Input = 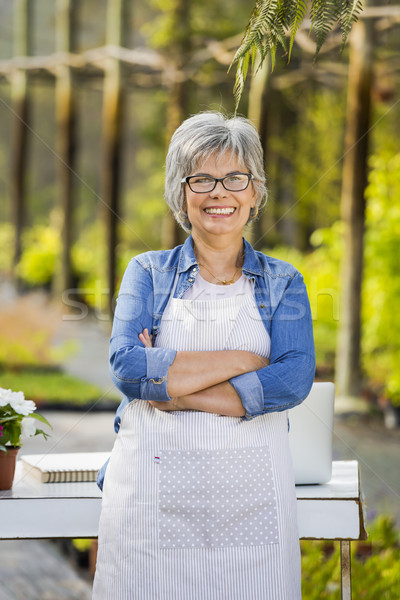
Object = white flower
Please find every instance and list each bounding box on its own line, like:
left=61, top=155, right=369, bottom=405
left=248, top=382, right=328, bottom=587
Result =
left=7, top=390, right=37, bottom=416
left=21, top=417, right=37, bottom=438
left=0, top=388, right=15, bottom=407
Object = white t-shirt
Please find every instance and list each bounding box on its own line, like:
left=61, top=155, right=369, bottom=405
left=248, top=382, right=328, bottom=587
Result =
left=182, top=273, right=254, bottom=301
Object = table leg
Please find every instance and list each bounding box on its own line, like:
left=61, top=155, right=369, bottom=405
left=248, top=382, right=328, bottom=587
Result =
left=340, top=540, right=352, bottom=600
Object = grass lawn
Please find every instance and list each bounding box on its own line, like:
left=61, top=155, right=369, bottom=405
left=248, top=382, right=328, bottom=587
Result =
left=0, top=366, right=120, bottom=408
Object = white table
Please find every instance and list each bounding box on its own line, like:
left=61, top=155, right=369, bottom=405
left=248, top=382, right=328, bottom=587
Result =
left=0, top=459, right=366, bottom=599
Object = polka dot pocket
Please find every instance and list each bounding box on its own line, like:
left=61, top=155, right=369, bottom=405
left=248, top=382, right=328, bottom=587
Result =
left=157, top=446, right=279, bottom=549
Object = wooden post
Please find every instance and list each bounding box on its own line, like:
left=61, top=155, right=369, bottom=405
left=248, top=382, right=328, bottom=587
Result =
left=54, top=0, right=77, bottom=295
left=101, top=0, right=129, bottom=316
left=10, top=0, right=33, bottom=277
left=340, top=540, right=352, bottom=600
left=335, top=14, right=374, bottom=399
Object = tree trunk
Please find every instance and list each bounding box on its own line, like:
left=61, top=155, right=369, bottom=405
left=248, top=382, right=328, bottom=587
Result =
left=161, top=0, right=192, bottom=250
left=11, top=0, right=33, bottom=280
left=274, top=94, right=299, bottom=248
left=101, top=0, right=129, bottom=316
left=54, top=0, right=77, bottom=296
left=247, top=55, right=270, bottom=250
left=335, top=16, right=374, bottom=399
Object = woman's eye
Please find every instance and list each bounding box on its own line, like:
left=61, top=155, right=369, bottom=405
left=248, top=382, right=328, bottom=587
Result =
left=226, top=175, right=243, bottom=182
left=192, top=177, right=214, bottom=184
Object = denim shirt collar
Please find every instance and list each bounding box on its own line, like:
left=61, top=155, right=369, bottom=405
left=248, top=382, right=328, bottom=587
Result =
left=178, top=234, right=264, bottom=277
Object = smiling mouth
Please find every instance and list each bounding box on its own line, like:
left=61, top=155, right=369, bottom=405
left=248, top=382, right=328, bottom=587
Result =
left=203, top=207, right=236, bottom=215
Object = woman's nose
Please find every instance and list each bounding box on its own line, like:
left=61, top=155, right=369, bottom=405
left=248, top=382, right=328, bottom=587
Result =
left=210, top=180, right=227, bottom=196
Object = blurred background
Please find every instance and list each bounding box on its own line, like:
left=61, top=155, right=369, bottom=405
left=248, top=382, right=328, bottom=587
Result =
left=1, top=0, right=400, bottom=598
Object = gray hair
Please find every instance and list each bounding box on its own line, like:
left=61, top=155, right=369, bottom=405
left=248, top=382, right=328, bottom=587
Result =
left=165, top=111, right=268, bottom=232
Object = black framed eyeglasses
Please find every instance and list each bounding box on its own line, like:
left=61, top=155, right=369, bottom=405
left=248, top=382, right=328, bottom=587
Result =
left=181, top=173, right=253, bottom=193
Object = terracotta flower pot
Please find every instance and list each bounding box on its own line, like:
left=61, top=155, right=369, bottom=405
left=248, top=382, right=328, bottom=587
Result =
left=0, top=447, right=20, bottom=490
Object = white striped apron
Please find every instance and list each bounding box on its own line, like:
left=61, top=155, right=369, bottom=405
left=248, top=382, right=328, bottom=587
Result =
left=93, top=291, right=301, bottom=599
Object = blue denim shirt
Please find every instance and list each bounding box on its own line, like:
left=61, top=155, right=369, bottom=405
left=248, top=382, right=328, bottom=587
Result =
left=97, top=235, right=315, bottom=489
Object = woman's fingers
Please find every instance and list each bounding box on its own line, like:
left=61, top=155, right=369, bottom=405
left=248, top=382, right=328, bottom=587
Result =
left=138, top=328, right=153, bottom=348
left=148, top=399, right=182, bottom=411
left=249, top=353, right=270, bottom=370
left=148, top=400, right=172, bottom=411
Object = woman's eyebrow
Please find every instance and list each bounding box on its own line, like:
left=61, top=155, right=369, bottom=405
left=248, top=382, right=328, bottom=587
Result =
left=191, top=170, right=244, bottom=176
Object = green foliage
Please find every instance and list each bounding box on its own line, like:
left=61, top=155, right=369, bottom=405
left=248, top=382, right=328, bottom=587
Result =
left=310, top=0, right=338, bottom=57
left=288, top=0, right=307, bottom=59
left=301, top=515, right=400, bottom=599
left=17, top=225, right=61, bottom=286
left=336, top=0, right=364, bottom=53
left=0, top=222, right=14, bottom=275
left=267, top=86, right=345, bottom=247
left=0, top=333, right=52, bottom=367
left=0, top=367, right=117, bottom=407
left=270, top=151, right=400, bottom=404
left=267, top=223, right=342, bottom=369
left=231, top=0, right=363, bottom=109
left=142, top=0, right=248, bottom=49
left=73, top=538, right=93, bottom=552
left=363, top=153, right=400, bottom=405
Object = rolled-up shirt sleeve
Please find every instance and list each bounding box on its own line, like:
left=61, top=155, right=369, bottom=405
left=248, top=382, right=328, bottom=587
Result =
left=230, top=272, right=315, bottom=418
left=109, top=258, right=176, bottom=401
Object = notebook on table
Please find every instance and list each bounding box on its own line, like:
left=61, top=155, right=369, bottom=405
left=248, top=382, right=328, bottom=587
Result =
left=288, top=381, right=335, bottom=485
left=20, top=452, right=110, bottom=483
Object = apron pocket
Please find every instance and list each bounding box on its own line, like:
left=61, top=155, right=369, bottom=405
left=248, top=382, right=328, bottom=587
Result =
left=158, top=446, right=279, bottom=549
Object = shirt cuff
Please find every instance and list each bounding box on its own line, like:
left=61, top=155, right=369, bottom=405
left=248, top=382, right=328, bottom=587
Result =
left=229, top=371, right=264, bottom=418
left=140, top=347, right=177, bottom=401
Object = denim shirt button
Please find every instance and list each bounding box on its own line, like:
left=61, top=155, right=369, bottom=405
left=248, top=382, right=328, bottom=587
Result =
left=259, top=304, right=265, bottom=309
left=188, top=278, right=194, bottom=282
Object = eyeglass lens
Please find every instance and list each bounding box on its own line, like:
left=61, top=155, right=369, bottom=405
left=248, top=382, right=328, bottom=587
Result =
left=188, top=174, right=250, bottom=193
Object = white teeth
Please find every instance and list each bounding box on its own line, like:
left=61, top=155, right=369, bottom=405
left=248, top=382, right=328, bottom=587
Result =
left=204, top=207, right=235, bottom=215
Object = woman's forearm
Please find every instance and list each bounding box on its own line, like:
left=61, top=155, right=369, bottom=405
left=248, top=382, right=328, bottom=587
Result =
left=150, top=381, right=246, bottom=417
left=166, top=350, right=268, bottom=398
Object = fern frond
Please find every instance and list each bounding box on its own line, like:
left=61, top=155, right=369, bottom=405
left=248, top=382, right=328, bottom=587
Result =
left=288, top=0, right=308, bottom=61
left=310, top=0, right=337, bottom=59
left=336, top=0, right=363, bottom=52
left=231, top=0, right=364, bottom=110
left=230, top=0, right=279, bottom=66
left=277, top=0, right=294, bottom=30
left=233, top=54, right=248, bottom=112
left=230, top=0, right=283, bottom=110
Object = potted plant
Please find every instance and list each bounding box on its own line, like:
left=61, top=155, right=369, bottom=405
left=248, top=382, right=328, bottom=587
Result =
left=0, top=387, right=51, bottom=489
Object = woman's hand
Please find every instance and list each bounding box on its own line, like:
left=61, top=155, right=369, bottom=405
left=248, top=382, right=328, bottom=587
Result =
left=247, top=353, right=270, bottom=371
left=140, top=329, right=182, bottom=411
left=138, top=328, right=152, bottom=348
left=148, top=398, right=185, bottom=411
left=140, top=326, right=269, bottom=415
left=149, top=382, right=246, bottom=417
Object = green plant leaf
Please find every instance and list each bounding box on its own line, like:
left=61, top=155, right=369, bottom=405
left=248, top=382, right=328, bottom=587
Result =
left=231, top=0, right=364, bottom=108
left=288, top=0, right=307, bottom=60
left=336, top=0, right=363, bottom=53
left=29, top=413, right=52, bottom=429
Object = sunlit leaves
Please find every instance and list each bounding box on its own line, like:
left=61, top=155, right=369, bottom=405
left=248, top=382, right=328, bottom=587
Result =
left=231, top=0, right=364, bottom=110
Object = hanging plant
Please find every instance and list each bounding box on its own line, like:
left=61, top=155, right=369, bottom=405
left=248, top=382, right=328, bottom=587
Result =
left=230, top=0, right=363, bottom=109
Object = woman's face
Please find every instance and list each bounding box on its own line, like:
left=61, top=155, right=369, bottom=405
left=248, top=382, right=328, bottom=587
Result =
left=183, top=152, right=256, bottom=242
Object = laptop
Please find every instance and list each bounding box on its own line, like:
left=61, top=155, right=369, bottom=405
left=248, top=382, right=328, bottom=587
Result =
left=288, top=381, right=335, bottom=485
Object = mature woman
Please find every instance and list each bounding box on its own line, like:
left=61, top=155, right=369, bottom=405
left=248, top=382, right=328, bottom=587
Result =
left=93, top=111, right=315, bottom=600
